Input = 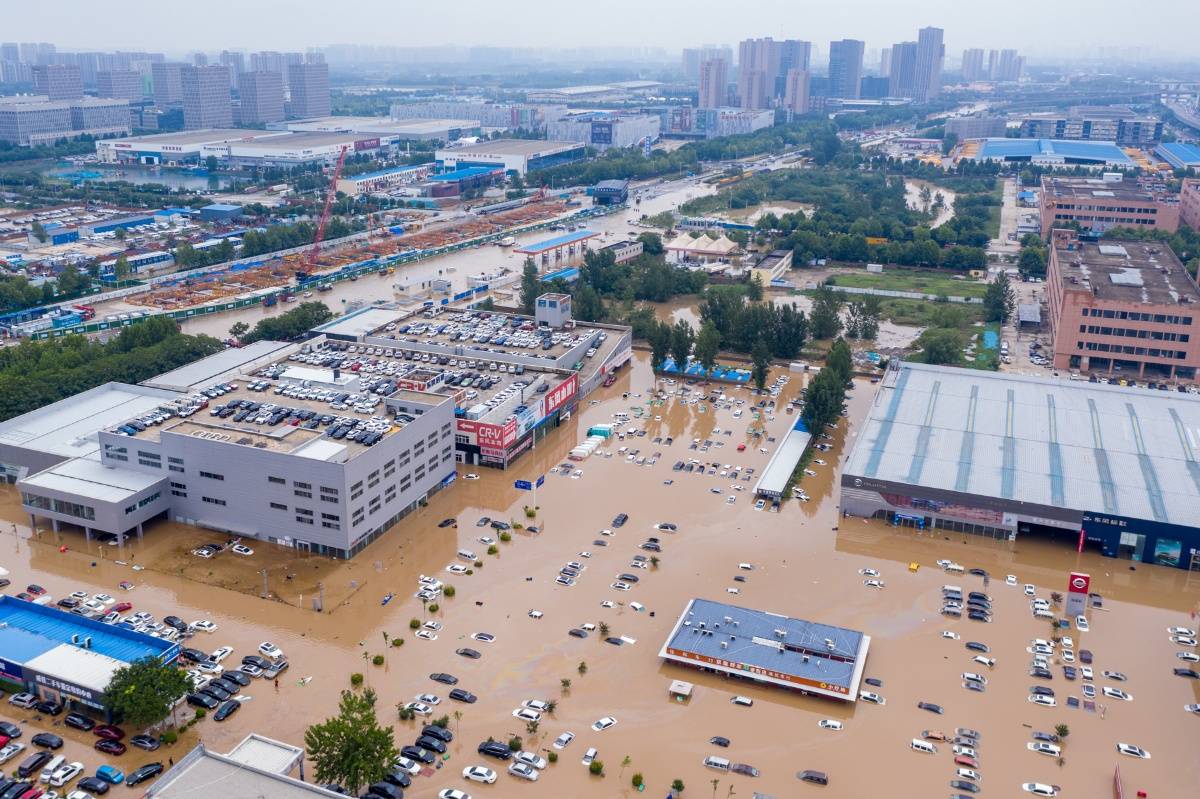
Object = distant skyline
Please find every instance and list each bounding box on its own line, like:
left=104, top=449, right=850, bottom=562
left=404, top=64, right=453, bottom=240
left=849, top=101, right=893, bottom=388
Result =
left=8, top=0, right=1198, bottom=61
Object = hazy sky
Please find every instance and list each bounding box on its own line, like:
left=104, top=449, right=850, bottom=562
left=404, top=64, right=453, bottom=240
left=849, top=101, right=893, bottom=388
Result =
left=9, top=0, right=1192, bottom=60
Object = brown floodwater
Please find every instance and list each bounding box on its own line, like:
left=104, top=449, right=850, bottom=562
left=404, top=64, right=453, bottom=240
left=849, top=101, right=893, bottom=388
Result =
left=2, top=353, right=1198, bottom=799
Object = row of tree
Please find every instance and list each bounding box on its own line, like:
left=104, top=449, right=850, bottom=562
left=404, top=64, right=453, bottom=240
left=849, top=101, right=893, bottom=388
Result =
left=0, top=316, right=223, bottom=421
left=237, top=301, right=334, bottom=344
left=698, top=285, right=809, bottom=358
left=801, top=338, right=853, bottom=432
left=240, top=217, right=361, bottom=258
left=0, top=265, right=94, bottom=315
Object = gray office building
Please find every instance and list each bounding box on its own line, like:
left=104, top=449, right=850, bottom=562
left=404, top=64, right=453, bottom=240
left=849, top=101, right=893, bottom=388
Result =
left=32, top=64, right=84, bottom=101
left=219, top=51, right=244, bottom=90
left=0, top=102, right=72, bottom=146
left=287, top=62, right=330, bottom=118
left=827, top=39, right=864, bottom=99
left=913, top=26, right=944, bottom=103
left=181, top=65, right=232, bottom=129
left=239, top=71, right=285, bottom=124
left=945, top=115, right=1007, bottom=140
left=151, top=61, right=186, bottom=105
left=888, top=42, right=918, bottom=98
left=96, top=70, right=143, bottom=101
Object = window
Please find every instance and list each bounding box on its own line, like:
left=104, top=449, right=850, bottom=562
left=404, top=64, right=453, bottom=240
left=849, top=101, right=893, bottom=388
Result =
left=138, top=492, right=160, bottom=508
left=293, top=481, right=312, bottom=489
left=320, top=486, right=338, bottom=496
left=321, top=512, right=340, bottom=521
left=384, top=459, right=395, bottom=477
left=368, top=470, right=380, bottom=488
left=270, top=502, right=287, bottom=510
left=171, top=490, right=187, bottom=498
left=137, top=450, right=160, bottom=461
left=168, top=456, right=183, bottom=465
left=200, top=471, right=224, bottom=481
left=320, top=493, right=339, bottom=503
left=385, top=486, right=396, bottom=502
left=138, top=458, right=161, bottom=468
left=168, top=464, right=184, bottom=473
left=296, top=516, right=314, bottom=525
left=295, top=489, right=312, bottom=499
left=202, top=496, right=227, bottom=506
left=170, top=481, right=186, bottom=489
left=296, top=508, right=313, bottom=516
left=322, top=520, right=340, bottom=530
left=350, top=480, right=364, bottom=500
left=268, top=476, right=285, bottom=485
left=108, top=453, right=129, bottom=462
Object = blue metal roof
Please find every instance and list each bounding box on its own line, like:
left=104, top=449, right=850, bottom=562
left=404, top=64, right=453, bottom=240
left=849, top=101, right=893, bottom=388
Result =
left=351, top=163, right=433, bottom=181
left=0, top=596, right=176, bottom=665
left=430, top=166, right=504, bottom=182
left=514, top=229, right=598, bottom=254
left=540, top=267, right=580, bottom=282
left=976, top=138, right=1132, bottom=165
left=1156, top=142, right=1200, bottom=168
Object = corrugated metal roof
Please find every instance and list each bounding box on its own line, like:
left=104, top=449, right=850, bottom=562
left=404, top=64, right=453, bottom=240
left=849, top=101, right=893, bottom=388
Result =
left=20, top=457, right=163, bottom=503
left=845, top=363, right=1200, bottom=526
left=143, top=340, right=292, bottom=391
left=0, top=596, right=175, bottom=665
left=754, top=419, right=812, bottom=497
left=25, top=644, right=125, bottom=694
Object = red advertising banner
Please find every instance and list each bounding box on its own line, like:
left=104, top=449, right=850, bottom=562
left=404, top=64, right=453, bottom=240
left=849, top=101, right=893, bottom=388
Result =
left=544, top=373, right=578, bottom=415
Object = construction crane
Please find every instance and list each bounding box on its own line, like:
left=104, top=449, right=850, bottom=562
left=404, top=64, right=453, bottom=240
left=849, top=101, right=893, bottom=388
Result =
left=304, top=144, right=349, bottom=273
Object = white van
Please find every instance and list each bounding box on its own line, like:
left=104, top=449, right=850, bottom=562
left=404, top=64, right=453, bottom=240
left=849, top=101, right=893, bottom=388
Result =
left=730, top=695, right=754, bottom=707
left=457, top=549, right=477, bottom=561
left=703, top=755, right=731, bottom=771
left=910, top=739, right=937, bottom=754
left=39, top=754, right=66, bottom=782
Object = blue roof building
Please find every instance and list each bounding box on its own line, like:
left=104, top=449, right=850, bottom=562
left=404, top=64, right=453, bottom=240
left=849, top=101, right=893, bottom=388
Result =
left=971, top=138, right=1133, bottom=167
left=1155, top=142, right=1200, bottom=170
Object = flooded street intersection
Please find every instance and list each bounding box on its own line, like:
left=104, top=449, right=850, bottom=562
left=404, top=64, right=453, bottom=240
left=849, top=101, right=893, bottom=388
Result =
left=1, top=352, right=1198, bottom=798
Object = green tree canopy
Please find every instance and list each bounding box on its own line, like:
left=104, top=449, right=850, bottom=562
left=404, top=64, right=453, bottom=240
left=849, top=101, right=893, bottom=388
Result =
left=242, top=301, right=333, bottom=343
left=751, top=336, right=771, bottom=391
left=669, top=320, right=694, bottom=368
left=649, top=320, right=672, bottom=372
left=694, top=321, right=721, bottom=375
left=519, top=258, right=540, bottom=315
left=305, top=689, right=398, bottom=795
left=102, top=656, right=192, bottom=729
left=916, top=327, right=964, bottom=365
left=809, top=284, right=844, bottom=340
left=984, top=272, right=1016, bottom=323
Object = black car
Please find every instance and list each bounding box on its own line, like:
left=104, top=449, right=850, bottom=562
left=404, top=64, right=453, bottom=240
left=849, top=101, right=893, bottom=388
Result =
left=130, top=734, right=161, bottom=751
left=430, top=672, right=458, bottom=685
left=31, top=732, right=63, bottom=749
left=34, top=699, right=63, bottom=715
left=864, top=677, right=883, bottom=687
left=366, top=782, right=401, bottom=799
left=78, top=776, right=112, bottom=794
left=965, top=642, right=990, bottom=653
left=186, top=692, right=220, bottom=709
left=399, top=745, right=435, bottom=764
left=213, top=699, right=241, bottom=721
left=612, top=513, right=628, bottom=527
left=16, top=750, right=52, bottom=778
left=568, top=628, right=588, bottom=639
left=421, top=725, right=453, bottom=743
left=1030, top=686, right=1055, bottom=696
left=951, top=780, right=980, bottom=793
left=917, top=701, right=943, bottom=714
left=448, top=688, right=476, bottom=703
left=967, top=610, right=991, bottom=623
left=241, top=654, right=272, bottom=669
left=710, top=736, right=730, bottom=747
left=201, top=684, right=232, bottom=702
left=179, top=647, right=208, bottom=663
left=437, top=518, right=457, bottom=528
left=212, top=677, right=242, bottom=695
left=639, top=542, right=662, bottom=552
left=968, top=569, right=988, bottom=578
left=456, top=647, right=481, bottom=659
left=605, top=637, right=624, bottom=646
left=477, top=741, right=512, bottom=760
left=127, top=762, right=164, bottom=786
left=967, top=591, right=991, bottom=602
left=1175, top=668, right=1200, bottom=679
left=617, top=573, right=640, bottom=583
left=1032, top=731, right=1060, bottom=743
left=0, top=721, right=20, bottom=738
left=1029, top=667, right=1053, bottom=680
left=162, top=615, right=188, bottom=632
left=0, top=783, right=32, bottom=799
left=64, top=712, right=96, bottom=731
left=220, top=670, right=251, bottom=687
left=382, top=769, right=412, bottom=789
left=415, top=735, right=447, bottom=754
left=798, top=770, right=828, bottom=785
left=56, top=597, right=81, bottom=609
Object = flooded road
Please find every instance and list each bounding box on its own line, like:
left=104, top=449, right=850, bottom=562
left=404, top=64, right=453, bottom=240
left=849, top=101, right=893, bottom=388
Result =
left=2, top=353, right=1198, bottom=799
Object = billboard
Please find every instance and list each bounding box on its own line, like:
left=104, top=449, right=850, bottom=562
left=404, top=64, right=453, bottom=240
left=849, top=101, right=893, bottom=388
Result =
left=456, top=416, right=519, bottom=449
left=544, top=373, right=578, bottom=415
left=1066, top=571, right=1090, bottom=616
left=354, top=137, right=380, bottom=151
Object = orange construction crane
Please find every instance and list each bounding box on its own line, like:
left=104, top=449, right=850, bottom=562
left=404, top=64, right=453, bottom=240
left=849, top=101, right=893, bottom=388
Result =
left=305, top=145, right=349, bottom=273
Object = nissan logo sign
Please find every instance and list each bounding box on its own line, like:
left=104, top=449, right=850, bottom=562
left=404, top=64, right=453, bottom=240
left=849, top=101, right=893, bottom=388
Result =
left=1071, top=577, right=1087, bottom=589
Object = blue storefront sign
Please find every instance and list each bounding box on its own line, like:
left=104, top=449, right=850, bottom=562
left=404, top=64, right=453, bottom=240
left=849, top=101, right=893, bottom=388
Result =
left=1081, top=511, right=1200, bottom=570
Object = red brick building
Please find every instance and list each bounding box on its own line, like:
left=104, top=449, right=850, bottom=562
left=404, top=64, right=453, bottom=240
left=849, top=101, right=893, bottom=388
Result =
left=1039, top=175, right=1180, bottom=238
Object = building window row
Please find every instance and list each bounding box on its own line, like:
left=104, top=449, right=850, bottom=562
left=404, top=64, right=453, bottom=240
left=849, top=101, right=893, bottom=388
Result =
left=1081, top=308, right=1192, bottom=325
left=270, top=502, right=287, bottom=510
left=171, top=490, right=187, bottom=498
left=1079, top=325, right=1188, bottom=342
left=297, top=516, right=314, bottom=525
left=295, top=489, right=312, bottom=499
left=200, top=470, right=224, bottom=481
left=296, top=507, right=313, bottom=516
left=202, top=496, right=227, bottom=506
left=268, top=476, right=285, bottom=485
left=138, top=458, right=161, bottom=468
left=1079, top=341, right=1187, bottom=359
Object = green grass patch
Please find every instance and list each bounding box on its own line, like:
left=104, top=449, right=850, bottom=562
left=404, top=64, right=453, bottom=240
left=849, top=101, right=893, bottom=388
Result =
left=828, top=268, right=988, bottom=299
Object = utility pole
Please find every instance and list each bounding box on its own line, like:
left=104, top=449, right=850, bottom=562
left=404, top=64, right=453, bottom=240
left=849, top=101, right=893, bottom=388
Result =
left=260, top=569, right=269, bottom=598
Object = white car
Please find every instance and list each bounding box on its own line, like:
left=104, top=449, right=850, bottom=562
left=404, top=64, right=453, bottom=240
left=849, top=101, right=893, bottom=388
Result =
left=438, top=790, right=471, bottom=799
left=952, top=745, right=976, bottom=758
left=1028, top=741, right=1061, bottom=756
left=859, top=691, right=885, bottom=705
left=1061, top=636, right=1074, bottom=649
left=231, top=544, right=254, bottom=556
left=394, top=756, right=421, bottom=775
left=416, top=630, right=438, bottom=641
left=446, top=564, right=468, bottom=575
left=591, top=716, right=618, bottom=731
left=522, top=699, right=550, bottom=712
left=817, top=719, right=842, bottom=730
left=0, top=742, right=25, bottom=764
left=863, top=579, right=884, bottom=588
left=415, top=693, right=441, bottom=705
left=1177, top=652, right=1200, bottom=663
left=515, top=751, right=548, bottom=769
left=462, top=765, right=497, bottom=784
left=1006, top=575, right=1018, bottom=586
left=196, top=660, right=224, bottom=675
left=528, top=609, right=544, bottom=619
left=1168, top=626, right=1197, bottom=637
left=49, top=761, right=84, bottom=787
left=859, top=568, right=879, bottom=577
left=610, top=582, right=632, bottom=591
left=423, top=621, right=443, bottom=632
left=1116, top=743, right=1151, bottom=759
left=191, top=620, right=217, bottom=633
left=508, top=762, right=539, bottom=781
left=1076, top=615, right=1089, bottom=632
left=92, top=594, right=115, bottom=605
left=1024, top=584, right=1036, bottom=596
left=1028, top=694, right=1056, bottom=707
left=972, top=656, right=996, bottom=668
left=210, top=646, right=233, bottom=662
left=1185, top=703, right=1200, bottom=714
left=1061, top=649, right=1075, bottom=664
left=553, top=731, right=575, bottom=749
left=512, top=708, right=541, bottom=723
left=962, top=672, right=987, bottom=685
left=258, top=642, right=284, bottom=659
left=1023, top=783, right=1059, bottom=796
left=1081, top=666, right=1094, bottom=680
left=581, top=747, right=598, bottom=766
left=1103, top=687, right=1133, bottom=701
left=404, top=701, right=433, bottom=716
left=942, top=631, right=960, bottom=640
left=1172, top=636, right=1198, bottom=646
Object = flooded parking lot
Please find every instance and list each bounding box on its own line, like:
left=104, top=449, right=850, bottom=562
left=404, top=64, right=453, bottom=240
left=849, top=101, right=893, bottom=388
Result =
left=2, top=352, right=1199, bottom=798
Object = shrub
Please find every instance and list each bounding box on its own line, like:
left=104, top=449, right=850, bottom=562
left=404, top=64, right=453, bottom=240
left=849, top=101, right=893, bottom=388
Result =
left=391, top=637, right=404, bottom=647
left=548, top=751, right=558, bottom=764
left=508, top=736, right=523, bottom=751
left=589, top=760, right=604, bottom=776
left=487, top=544, right=499, bottom=555
left=428, top=602, right=440, bottom=613
left=350, top=672, right=364, bottom=687
left=372, top=654, right=385, bottom=666
left=466, top=569, right=474, bottom=575
left=443, top=585, right=456, bottom=598
left=672, top=778, right=685, bottom=793
left=632, top=773, right=644, bottom=788
left=524, top=506, right=536, bottom=518
left=433, top=715, right=450, bottom=728
left=193, top=709, right=206, bottom=720
left=162, top=730, right=178, bottom=744
left=409, top=618, right=421, bottom=629
left=474, top=560, right=483, bottom=568
left=499, top=532, right=512, bottom=542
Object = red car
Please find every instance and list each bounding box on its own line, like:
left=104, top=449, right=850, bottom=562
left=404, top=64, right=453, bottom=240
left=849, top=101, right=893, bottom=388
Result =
left=25, top=584, right=47, bottom=596
left=112, top=602, right=133, bottom=613
left=93, top=724, right=126, bottom=740
left=94, top=738, right=127, bottom=756
left=737, top=443, right=746, bottom=451
left=954, top=755, right=979, bottom=769
left=0, top=734, right=9, bottom=747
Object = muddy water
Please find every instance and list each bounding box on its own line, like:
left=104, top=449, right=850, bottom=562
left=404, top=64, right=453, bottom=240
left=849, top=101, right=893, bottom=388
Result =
left=905, top=179, right=957, bottom=229
left=2, top=354, right=1198, bottom=798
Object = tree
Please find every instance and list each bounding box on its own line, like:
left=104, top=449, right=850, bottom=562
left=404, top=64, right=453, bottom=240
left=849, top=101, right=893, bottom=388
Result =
left=746, top=272, right=764, bottom=301
left=205, top=155, right=219, bottom=172
left=1054, top=723, right=1070, bottom=741
left=983, top=272, right=1015, bottom=323
left=649, top=321, right=672, bottom=372
left=669, top=320, right=694, bottom=369
left=229, top=321, right=249, bottom=341
left=305, top=689, right=397, bottom=795
left=102, top=656, right=192, bottom=730
left=620, top=755, right=632, bottom=777
left=694, top=321, right=720, bottom=377
left=673, top=778, right=686, bottom=794
left=242, top=301, right=333, bottom=343
left=113, top=255, right=132, bottom=282
left=599, top=621, right=610, bottom=637
left=637, top=231, right=664, bottom=256
left=844, top=295, right=881, bottom=340
left=31, top=220, right=47, bottom=243
left=589, top=760, right=604, bottom=776
left=916, top=327, right=964, bottom=365
left=941, top=132, right=959, bottom=156
left=519, top=257, right=540, bottom=315
left=826, top=338, right=852, bottom=383
left=113, top=227, right=127, bottom=242
left=809, top=284, right=843, bottom=340
left=751, top=336, right=771, bottom=391
left=1019, top=246, right=1046, bottom=277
